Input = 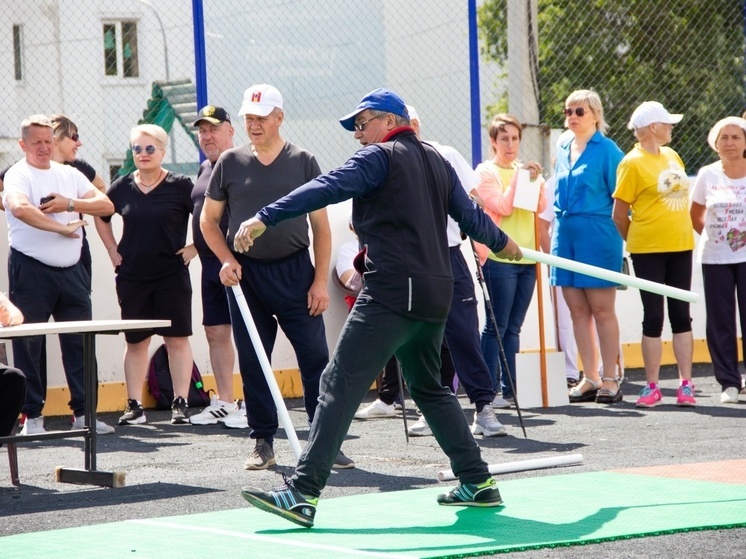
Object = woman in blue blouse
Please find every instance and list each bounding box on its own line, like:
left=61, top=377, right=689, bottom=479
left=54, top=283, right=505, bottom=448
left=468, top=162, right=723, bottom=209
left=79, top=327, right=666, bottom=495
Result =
left=552, top=90, right=624, bottom=404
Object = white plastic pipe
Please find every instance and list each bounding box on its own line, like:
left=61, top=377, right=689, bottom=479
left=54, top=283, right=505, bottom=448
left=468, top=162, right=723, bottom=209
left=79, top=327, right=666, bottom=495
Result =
left=521, top=248, right=698, bottom=303
left=437, top=453, right=584, bottom=481
left=230, top=285, right=303, bottom=461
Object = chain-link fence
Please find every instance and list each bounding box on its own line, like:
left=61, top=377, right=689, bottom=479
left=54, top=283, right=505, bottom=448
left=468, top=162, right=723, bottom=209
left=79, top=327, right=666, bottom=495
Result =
left=479, top=0, right=746, bottom=173
left=4, top=1, right=744, bottom=182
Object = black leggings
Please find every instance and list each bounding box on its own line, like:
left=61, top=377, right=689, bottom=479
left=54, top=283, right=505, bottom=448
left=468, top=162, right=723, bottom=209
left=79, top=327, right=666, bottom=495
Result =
left=629, top=251, right=693, bottom=337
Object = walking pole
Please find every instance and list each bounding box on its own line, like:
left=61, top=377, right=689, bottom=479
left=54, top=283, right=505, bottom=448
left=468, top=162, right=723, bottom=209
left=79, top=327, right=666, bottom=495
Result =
left=230, top=285, right=303, bottom=461
left=395, top=359, right=410, bottom=443
left=469, top=240, right=528, bottom=438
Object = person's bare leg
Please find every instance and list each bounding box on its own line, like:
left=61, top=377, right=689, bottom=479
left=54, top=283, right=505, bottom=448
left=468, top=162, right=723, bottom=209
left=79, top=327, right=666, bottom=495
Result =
left=164, top=336, right=194, bottom=399
left=641, top=335, right=661, bottom=385
left=587, top=287, right=619, bottom=393
left=124, top=338, right=151, bottom=400
left=563, top=287, right=599, bottom=393
left=205, top=324, right=235, bottom=401
left=673, top=331, right=694, bottom=382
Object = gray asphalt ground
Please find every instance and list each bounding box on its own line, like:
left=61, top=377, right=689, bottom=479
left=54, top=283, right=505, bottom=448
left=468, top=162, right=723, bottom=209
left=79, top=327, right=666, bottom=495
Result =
left=1, top=363, right=744, bottom=558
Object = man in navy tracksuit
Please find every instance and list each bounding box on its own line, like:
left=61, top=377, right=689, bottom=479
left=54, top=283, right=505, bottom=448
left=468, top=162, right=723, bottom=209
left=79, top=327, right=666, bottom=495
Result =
left=235, top=88, right=522, bottom=528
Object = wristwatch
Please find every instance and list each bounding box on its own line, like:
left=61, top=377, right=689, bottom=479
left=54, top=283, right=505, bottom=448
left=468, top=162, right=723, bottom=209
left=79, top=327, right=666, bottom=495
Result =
left=67, top=198, right=75, bottom=212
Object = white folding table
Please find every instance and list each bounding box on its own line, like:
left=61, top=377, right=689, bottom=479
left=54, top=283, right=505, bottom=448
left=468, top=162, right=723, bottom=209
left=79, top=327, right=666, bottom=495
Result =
left=0, top=319, right=169, bottom=487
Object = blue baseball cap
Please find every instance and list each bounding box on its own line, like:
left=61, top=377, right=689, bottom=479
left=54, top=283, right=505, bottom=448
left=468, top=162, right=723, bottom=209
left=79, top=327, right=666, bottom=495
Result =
left=339, top=88, right=409, bottom=131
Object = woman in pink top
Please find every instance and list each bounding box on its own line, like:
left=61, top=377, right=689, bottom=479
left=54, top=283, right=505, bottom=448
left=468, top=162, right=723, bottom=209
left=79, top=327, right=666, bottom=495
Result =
left=475, top=114, right=546, bottom=403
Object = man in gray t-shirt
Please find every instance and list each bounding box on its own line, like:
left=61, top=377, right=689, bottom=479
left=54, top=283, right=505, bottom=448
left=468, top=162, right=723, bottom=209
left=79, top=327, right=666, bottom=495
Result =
left=201, top=84, right=352, bottom=471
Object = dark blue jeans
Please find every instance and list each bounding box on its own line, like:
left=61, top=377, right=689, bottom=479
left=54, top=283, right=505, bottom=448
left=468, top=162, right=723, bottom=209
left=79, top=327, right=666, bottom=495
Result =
left=480, top=260, right=536, bottom=399
left=293, top=293, right=489, bottom=498
left=8, top=249, right=91, bottom=418
left=228, top=249, right=328, bottom=443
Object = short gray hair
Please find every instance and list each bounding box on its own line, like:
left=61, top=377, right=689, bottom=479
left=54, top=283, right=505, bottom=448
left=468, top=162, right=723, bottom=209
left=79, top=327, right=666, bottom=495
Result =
left=21, top=114, right=53, bottom=140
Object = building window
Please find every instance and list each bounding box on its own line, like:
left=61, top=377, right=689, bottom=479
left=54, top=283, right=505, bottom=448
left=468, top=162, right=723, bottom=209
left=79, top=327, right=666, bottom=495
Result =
left=13, top=24, right=23, bottom=81
left=103, top=21, right=139, bottom=78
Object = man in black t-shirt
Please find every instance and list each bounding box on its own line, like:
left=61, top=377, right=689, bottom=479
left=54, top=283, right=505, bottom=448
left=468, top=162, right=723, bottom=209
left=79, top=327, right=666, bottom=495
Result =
left=187, top=106, right=242, bottom=427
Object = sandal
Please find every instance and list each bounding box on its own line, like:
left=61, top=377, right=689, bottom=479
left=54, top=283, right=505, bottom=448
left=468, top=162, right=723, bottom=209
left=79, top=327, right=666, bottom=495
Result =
left=568, top=377, right=601, bottom=402
left=595, top=377, right=623, bottom=404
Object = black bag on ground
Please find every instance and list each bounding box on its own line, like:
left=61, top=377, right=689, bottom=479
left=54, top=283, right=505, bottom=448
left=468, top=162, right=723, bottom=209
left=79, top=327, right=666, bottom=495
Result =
left=147, top=344, right=210, bottom=410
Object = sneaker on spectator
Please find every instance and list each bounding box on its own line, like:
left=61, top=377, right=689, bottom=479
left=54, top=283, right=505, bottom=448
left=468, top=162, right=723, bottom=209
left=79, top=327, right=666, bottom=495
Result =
left=171, top=396, right=189, bottom=425
left=241, top=474, right=317, bottom=528
left=635, top=386, right=662, bottom=408
left=20, top=416, right=45, bottom=435
left=471, top=404, right=507, bottom=437
left=72, top=415, right=115, bottom=434
left=437, top=477, right=504, bottom=507
left=333, top=450, right=355, bottom=469
left=118, top=399, right=146, bottom=425
left=354, top=399, right=396, bottom=419
left=490, top=395, right=512, bottom=409
left=721, top=387, right=740, bottom=404
left=676, top=384, right=697, bottom=407
left=244, top=438, right=276, bottom=470
left=407, top=415, right=432, bottom=437
left=224, top=400, right=248, bottom=429
left=393, top=397, right=403, bottom=410
left=190, top=394, right=238, bottom=425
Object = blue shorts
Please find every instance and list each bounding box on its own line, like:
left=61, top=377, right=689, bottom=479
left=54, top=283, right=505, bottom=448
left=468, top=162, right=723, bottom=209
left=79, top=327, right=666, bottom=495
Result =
left=199, top=254, right=231, bottom=326
left=550, top=214, right=622, bottom=288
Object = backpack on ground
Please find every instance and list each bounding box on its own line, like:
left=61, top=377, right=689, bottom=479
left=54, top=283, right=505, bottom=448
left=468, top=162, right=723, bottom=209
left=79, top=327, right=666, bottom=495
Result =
left=147, top=344, right=211, bottom=410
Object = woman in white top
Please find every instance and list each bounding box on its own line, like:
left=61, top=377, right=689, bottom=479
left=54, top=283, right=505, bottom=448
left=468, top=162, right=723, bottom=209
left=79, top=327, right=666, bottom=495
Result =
left=690, top=116, right=746, bottom=404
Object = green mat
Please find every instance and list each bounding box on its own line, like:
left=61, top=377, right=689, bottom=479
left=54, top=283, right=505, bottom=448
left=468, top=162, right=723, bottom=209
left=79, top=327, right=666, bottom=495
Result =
left=3, top=470, right=745, bottom=559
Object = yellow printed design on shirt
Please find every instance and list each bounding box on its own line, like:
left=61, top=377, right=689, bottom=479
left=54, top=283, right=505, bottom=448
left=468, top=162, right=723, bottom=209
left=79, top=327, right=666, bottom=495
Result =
left=658, top=165, right=689, bottom=212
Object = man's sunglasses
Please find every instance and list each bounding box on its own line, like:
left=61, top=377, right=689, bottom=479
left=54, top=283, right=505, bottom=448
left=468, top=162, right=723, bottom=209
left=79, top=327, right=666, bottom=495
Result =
left=132, top=144, right=158, bottom=155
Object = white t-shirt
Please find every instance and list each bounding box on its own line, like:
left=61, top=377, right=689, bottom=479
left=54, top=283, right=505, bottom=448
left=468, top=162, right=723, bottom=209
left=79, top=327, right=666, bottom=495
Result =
left=428, top=141, right=480, bottom=247
left=3, top=159, right=95, bottom=267
left=691, top=161, right=746, bottom=264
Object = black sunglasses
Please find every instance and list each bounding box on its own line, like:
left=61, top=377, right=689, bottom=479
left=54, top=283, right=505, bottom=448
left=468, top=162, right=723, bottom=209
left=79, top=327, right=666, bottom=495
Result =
left=564, top=107, right=587, bottom=117
left=68, top=133, right=79, bottom=142
left=132, top=144, right=158, bottom=155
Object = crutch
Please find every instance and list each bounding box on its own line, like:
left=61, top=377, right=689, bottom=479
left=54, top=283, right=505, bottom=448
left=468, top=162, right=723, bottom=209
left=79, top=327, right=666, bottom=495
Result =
left=469, top=240, right=528, bottom=438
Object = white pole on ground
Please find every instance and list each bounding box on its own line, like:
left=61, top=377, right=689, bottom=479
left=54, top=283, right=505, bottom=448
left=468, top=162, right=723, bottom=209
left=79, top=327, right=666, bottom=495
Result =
left=437, top=453, right=584, bottom=482
left=230, top=285, right=303, bottom=461
left=521, top=248, right=698, bottom=303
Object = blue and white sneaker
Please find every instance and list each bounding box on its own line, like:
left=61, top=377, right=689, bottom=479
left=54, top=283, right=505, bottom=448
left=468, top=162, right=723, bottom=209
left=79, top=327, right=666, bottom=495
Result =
left=437, top=477, right=504, bottom=507
left=241, top=474, right=318, bottom=528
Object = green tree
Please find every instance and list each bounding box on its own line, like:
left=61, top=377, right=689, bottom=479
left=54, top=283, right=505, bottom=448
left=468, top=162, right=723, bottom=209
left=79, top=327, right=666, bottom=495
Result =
left=479, top=0, right=745, bottom=171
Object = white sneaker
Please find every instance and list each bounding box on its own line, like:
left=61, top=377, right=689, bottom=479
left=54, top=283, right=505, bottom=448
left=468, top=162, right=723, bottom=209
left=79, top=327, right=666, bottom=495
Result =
left=354, top=399, right=396, bottom=419
left=223, top=400, right=248, bottom=429
left=407, top=415, right=432, bottom=437
left=72, top=415, right=115, bottom=435
left=721, top=387, right=740, bottom=404
left=471, top=404, right=508, bottom=437
left=20, top=416, right=46, bottom=435
left=190, top=395, right=238, bottom=425
left=491, top=395, right=512, bottom=409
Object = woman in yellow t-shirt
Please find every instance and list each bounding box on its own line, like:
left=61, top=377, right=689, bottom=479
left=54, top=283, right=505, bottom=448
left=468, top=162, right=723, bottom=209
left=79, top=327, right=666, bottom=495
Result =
left=612, top=101, right=696, bottom=408
left=475, top=114, right=546, bottom=404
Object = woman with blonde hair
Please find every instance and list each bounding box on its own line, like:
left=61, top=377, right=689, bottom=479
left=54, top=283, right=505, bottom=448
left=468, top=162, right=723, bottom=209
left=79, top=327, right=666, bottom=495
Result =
left=96, top=124, right=197, bottom=424
left=552, top=90, right=624, bottom=404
